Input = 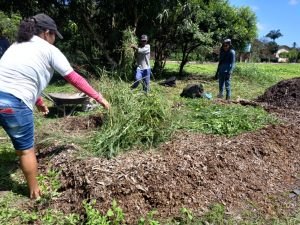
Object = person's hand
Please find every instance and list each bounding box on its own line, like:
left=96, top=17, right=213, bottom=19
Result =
left=97, top=97, right=110, bottom=110
left=130, top=44, right=137, bottom=49
left=36, top=104, right=49, bottom=115
left=30, top=188, right=42, bottom=200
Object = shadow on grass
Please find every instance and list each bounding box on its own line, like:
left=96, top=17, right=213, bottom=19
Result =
left=0, top=146, right=28, bottom=197
left=157, top=70, right=215, bottom=83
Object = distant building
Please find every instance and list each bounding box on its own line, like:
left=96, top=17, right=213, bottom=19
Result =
left=275, top=46, right=290, bottom=63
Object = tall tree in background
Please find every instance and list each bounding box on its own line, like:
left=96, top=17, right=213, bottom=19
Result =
left=266, top=29, right=283, bottom=42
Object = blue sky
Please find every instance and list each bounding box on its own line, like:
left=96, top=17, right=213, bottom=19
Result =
left=228, top=0, right=300, bottom=47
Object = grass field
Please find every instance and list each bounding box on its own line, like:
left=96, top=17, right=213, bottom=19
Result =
left=0, top=62, right=299, bottom=224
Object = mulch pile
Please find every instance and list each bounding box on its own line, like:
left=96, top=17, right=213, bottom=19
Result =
left=31, top=79, right=300, bottom=223
left=35, top=119, right=300, bottom=223
left=257, top=77, right=300, bottom=110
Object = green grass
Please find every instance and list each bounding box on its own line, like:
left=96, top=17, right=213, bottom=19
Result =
left=176, top=99, right=277, bottom=136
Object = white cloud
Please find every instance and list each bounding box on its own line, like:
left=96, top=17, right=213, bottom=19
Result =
left=250, top=5, right=259, bottom=11
left=289, top=0, right=299, bottom=5
left=257, top=22, right=265, bottom=32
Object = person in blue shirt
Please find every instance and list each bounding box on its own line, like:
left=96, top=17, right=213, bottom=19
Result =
left=215, top=39, right=235, bottom=100
left=0, top=28, right=10, bottom=58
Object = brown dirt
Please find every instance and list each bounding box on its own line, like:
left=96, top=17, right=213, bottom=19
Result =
left=32, top=106, right=300, bottom=224
left=257, top=77, right=300, bottom=110
left=24, top=79, right=300, bottom=223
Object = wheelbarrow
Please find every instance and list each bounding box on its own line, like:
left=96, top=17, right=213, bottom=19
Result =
left=42, top=92, right=93, bottom=116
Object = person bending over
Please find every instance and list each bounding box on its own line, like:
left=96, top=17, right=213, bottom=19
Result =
left=0, top=13, right=110, bottom=199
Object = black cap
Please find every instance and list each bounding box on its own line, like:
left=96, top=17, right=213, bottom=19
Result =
left=33, top=13, right=63, bottom=39
left=141, top=34, right=148, bottom=41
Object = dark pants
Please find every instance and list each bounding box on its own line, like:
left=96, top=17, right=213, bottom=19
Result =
left=218, top=72, right=231, bottom=99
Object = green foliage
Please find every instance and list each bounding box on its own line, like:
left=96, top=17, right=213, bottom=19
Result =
left=209, top=2, right=257, bottom=51
left=83, top=199, right=125, bottom=225
left=119, top=27, right=138, bottom=80
left=287, top=49, right=299, bottom=63
left=88, top=78, right=175, bottom=158
left=0, top=11, right=21, bottom=43
left=40, top=209, right=80, bottom=225
left=138, top=210, right=161, bottom=225
left=0, top=193, right=80, bottom=225
left=233, top=64, right=279, bottom=85
left=177, top=99, right=277, bottom=136
left=265, top=29, right=283, bottom=42
left=201, top=204, right=227, bottom=224
left=37, top=170, right=61, bottom=201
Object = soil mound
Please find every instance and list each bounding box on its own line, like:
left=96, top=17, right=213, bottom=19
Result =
left=257, top=77, right=300, bottom=110
left=36, top=121, right=300, bottom=223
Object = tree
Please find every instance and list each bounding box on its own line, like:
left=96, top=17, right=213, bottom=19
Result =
left=266, top=29, right=283, bottom=42
left=288, top=49, right=298, bottom=63
left=173, top=0, right=257, bottom=76
left=175, top=1, right=213, bottom=76
left=0, top=11, right=21, bottom=43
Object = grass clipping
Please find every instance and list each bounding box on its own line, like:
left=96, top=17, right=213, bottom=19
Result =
left=88, top=79, right=175, bottom=158
left=119, top=27, right=138, bottom=80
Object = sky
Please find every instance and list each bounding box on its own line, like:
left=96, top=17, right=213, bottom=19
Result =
left=228, top=0, right=300, bottom=47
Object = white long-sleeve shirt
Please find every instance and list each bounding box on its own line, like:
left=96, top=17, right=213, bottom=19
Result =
left=136, top=44, right=150, bottom=70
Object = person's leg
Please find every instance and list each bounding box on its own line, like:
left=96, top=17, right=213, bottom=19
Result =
left=218, top=73, right=225, bottom=98
left=131, top=68, right=142, bottom=89
left=16, top=148, right=41, bottom=199
left=0, top=92, right=40, bottom=199
left=225, top=74, right=231, bottom=100
left=142, top=69, right=151, bottom=92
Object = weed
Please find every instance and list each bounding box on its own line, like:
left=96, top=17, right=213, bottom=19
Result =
left=37, top=170, right=61, bottom=201
left=138, top=210, right=161, bottom=225
left=83, top=199, right=125, bottom=225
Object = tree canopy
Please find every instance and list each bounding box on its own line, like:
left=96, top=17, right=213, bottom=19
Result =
left=266, top=29, right=283, bottom=42
left=0, top=0, right=258, bottom=77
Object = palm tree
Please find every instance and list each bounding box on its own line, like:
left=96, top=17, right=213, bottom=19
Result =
left=266, top=29, right=283, bottom=42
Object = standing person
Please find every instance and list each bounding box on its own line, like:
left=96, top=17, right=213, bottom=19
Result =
left=0, top=13, right=110, bottom=199
left=215, top=39, right=236, bottom=100
left=0, top=27, right=10, bottom=58
left=131, top=34, right=151, bottom=92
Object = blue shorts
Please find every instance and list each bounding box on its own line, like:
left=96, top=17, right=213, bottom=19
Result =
left=0, top=91, right=34, bottom=150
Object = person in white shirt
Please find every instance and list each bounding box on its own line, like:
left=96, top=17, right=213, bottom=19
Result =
left=0, top=13, right=110, bottom=199
left=131, top=34, right=151, bottom=92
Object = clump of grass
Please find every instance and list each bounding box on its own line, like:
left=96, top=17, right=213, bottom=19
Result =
left=176, top=99, right=277, bottom=136
left=234, top=64, right=279, bottom=86
left=119, top=27, right=138, bottom=80
left=88, top=78, right=175, bottom=158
